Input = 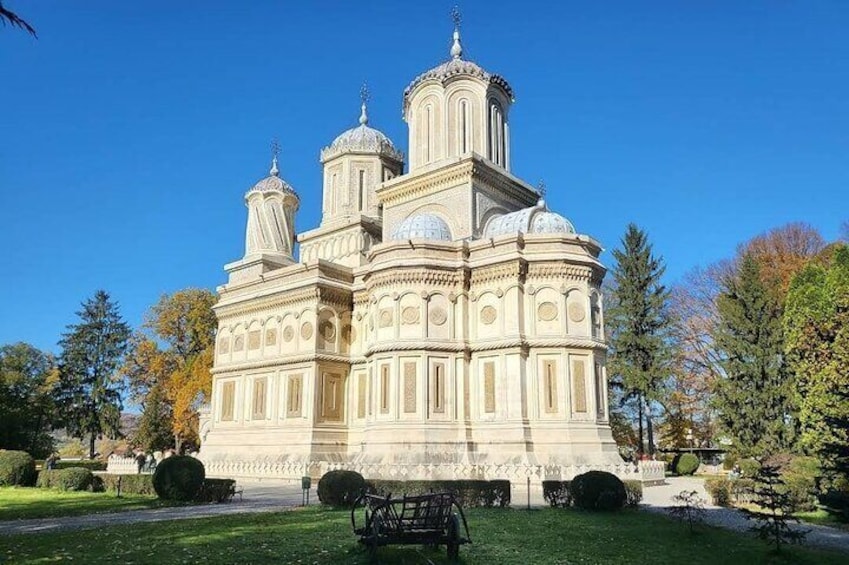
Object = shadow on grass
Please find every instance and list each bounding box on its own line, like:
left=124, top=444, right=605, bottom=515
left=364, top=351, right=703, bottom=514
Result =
left=1, top=506, right=846, bottom=564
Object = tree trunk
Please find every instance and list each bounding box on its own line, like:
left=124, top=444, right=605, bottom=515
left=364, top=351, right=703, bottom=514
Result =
left=89, top=433, right=96, bottom=460
left=637, top=396, right=645, bottom=457
left=646, top=401, right=655, bottom=456
left=175, top=434, right=182, bottom=455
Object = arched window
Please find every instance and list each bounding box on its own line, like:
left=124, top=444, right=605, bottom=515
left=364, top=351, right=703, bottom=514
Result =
left=591, top=293, right=602, bottom=339
left=425, top=104, right=434, bottom=163
left=488, top=101, right=505, bottom=166
left=357, top=169, right=365, bottom=212
left=459, top=99, right=469, bottom=155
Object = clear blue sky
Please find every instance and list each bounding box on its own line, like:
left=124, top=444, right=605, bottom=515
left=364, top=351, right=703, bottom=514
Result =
left=1, top=1, right=847, bottom=353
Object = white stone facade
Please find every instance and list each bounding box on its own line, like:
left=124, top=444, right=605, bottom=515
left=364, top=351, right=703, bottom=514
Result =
left=199, top=24, right=658, bottom=488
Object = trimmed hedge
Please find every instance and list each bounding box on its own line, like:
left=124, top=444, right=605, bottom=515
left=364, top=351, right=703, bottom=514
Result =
left=55, top=460, right=107, bottom=471
left=623, top=480, right=643, bottom=507
left=95, top=474, right=156, bottom=495
left=0, top=450, right=37, bottom=486
left=705, top=477, right=731, bottom=506
left=571, top=471, right=627, bottom=511
left=152, top=456, right=205, bottom=501
left=673, top=453, right=700, bottom=476
left=366, top=479, right=511, bottom=508
left=318, top=470, right=366, bottom=508
left=36, top=468, right=94, bottom=491
left=195, top=478, right=237, bottom=503
left=542, top=481, right=572, bottom=508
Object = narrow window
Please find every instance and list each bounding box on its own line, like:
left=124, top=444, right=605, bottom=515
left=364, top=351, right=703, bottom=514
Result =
left=483, top=361, right=496, bottom=414
left=287, top=374, right=302, bottom=417
left=430, top=362, right=445, bottom=415
left=321, top=373, right=343, bottom=421
left=358, top=170, right=365, bottom=212
left=595, top=363, right=605, bottom=419
left=252, top=378, right=267, bottom=420
left=403, top=362, right=417, bottom=413
left=221, top=381, right=235, bottom=421
left=425, top=105, right=433, bottom=163
left=357, top=373, right=366, bottom=419
left=572, top=360, right=587, bottom=413
left=543, top=360, right=557, bottom=414
left=330, top=173, right=338, bottom=215
left=380, top=364, right=390, bottom=414
left=460, top=100, right=468, bottom=155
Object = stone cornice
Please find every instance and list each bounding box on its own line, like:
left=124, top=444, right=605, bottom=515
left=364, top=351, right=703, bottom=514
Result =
left=469, top=259, right=527, bottom=287
left=366, top=267, right=466, bottom=290
left=526, top=263, right=595, bottom=282
left=212, top=353, right=352, bottom=374
left=366, top=341, right=467, bottom=356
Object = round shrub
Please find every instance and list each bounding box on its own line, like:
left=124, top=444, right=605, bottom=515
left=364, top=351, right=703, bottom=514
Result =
left=0, top=450, right=37, bottom=486
left=674, top=453, right=700, bottom=476
left=571, top=471, right=627, bottom=511
left=56, top=467, right=94, bottom=491
left=317, top=470, right=365, bottom=508
left=152, top=456, right=205, bottom=501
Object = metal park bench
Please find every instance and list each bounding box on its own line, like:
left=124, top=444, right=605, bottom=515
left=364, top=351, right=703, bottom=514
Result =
left=351, top=492, right=471, bottom=559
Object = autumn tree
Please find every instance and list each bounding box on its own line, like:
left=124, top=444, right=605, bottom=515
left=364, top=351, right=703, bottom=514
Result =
left=0, top=343, right=57, bottom=457
left=741, top=222, right=825, bottom=303
left=607, top=224, right=672, bottom=456
left=123, top=289, right=216, bottom=452
left=784, top=244, right=849, bottom=471
left=713, top=255, right=792, bottom=458
left=55, top=291, right=131, bottom=459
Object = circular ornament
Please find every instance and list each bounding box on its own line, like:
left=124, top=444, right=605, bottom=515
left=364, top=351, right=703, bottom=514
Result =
left=319, top=320, right=335, bottom=341
left=538, top=302, right=558, bottom=322
left=379, top=309, right=393, bottom=328
left=300, top=322, right=314, bottom=340
left=402, top=306, right=420, bottom=325
left=283, top=326, right=294, bottom=342
left=429, top=306, right=448, bottom=326
left=568, top=302, right=586, bottom=323
left=480, top=305, right=497, bottom=325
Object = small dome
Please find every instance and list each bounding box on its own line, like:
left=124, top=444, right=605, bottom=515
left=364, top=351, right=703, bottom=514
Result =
left=247, top=157, right=298, bottom=198
left=392, top=214, right=452, bottom=241
left=321, top=124, right=403, bottom=163
left=531, top=211, right=575, bottom=235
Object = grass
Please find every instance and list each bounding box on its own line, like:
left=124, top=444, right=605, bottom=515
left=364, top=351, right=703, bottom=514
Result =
left=795, top=509, right=849, bottom=532
left=1, top=506, right=845, bottom=564
left=0, top=487, right=172, bottom=521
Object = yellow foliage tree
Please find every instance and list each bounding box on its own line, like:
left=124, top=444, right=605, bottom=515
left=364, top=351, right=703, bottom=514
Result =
left=122, top=289, right=216, bottom=452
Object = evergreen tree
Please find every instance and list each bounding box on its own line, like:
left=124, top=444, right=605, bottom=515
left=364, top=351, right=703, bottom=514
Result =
left=607, top=223, right=671, bottom=456
left=743, top=463, right=807, bottom=551
left=135, top=384, right=174, bottom=452
left=55, top=290, right=131, bottom=459
left=714, top=254, right=790, bottom=458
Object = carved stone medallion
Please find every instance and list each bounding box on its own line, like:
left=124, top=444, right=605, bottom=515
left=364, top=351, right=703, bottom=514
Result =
left=480, top=305, right=497, bottom=325
left=538, top=302, right=558, bottom=322
left=429, top=306, right=447, bottom=326
left=379, top=308, right=393, bottom=328
left=401, top=306, right=420, bottom=325
left=568, top=302, right=586, bottom=323
left=265, top=328, right=277, bottom=346
left=300, top=322, right=314, bottom=340
left=319, top=320, right=335, bottom=341
left=283, top=326, right=294, bottom=342
left=233, top=335, right=244, bottom=352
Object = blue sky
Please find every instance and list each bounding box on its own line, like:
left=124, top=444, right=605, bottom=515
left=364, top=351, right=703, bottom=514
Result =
left=1, top=1, right=847, bottom=352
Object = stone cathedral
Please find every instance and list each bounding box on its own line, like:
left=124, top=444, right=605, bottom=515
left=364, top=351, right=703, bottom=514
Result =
left=199, top=22, right=653, bottom=488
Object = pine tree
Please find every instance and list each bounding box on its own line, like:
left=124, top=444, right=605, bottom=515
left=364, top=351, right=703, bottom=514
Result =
left=743, top=463, right=807, bottom=551
left=55, top=290, right=131, bottom=459
left=713, top=254, right=791, bottom=458
left=607, top=223, right=671, bottom=456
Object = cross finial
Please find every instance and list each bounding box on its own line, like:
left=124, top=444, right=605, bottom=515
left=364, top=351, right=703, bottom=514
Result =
left=450, top=5, right=463, bottom=59
left=270, top=138, right=280, bottom=176
left=451, top=5, right=462, bottom=30
left=359, top=82, right=370, bottom=125
left=537, top=180, right=547, bottom=199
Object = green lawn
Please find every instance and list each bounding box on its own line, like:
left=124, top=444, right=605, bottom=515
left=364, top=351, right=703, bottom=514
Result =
left=1, top=506, right=845, bottom=564
left=0, top=487, right=172, bottom=521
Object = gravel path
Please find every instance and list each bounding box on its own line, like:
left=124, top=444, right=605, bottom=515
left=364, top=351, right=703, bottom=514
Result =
left=0, top=480, right=309, bottom=536
left=642, top=477, right=849, bottom=554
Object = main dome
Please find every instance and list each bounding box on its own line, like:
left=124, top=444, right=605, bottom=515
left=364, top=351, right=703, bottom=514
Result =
left=320, top=103, right=403, bottom=163
left=392, top=213, right=453, bottom=241
left=403, top=27, right=513, bottom=112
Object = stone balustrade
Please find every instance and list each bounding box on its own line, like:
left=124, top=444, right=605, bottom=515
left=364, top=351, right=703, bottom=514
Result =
left=105, top=456, right=139, bottom=475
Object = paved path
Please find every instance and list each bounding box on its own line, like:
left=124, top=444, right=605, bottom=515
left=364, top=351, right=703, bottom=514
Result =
left=642, top=476, right=849, bottom=554
left=0, top=480, right=310, bottom=536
